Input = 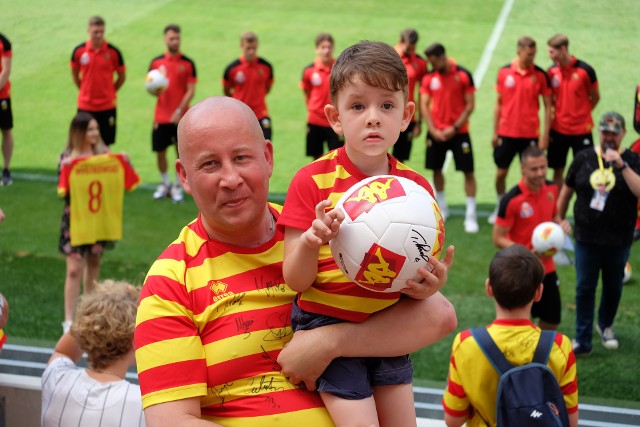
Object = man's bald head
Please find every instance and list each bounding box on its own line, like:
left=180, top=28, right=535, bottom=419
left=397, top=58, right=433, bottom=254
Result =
left=177, top=97, right=265, bottom=158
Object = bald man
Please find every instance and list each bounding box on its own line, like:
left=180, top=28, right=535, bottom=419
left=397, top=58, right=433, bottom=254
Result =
left=134, top=97, right=456, bottom=426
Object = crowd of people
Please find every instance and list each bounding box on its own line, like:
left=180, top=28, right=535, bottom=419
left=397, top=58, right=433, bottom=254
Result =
left=0, top=12, right=638, bottom=427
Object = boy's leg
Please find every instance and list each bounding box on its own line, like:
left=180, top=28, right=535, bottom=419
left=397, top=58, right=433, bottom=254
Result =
left=320, top=392, right=379, bottom=427
left=373, top=383, right=417, bottom=427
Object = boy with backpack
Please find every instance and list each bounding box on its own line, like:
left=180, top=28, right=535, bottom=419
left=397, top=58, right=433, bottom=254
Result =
left=442, top=244, right=578, bottom=426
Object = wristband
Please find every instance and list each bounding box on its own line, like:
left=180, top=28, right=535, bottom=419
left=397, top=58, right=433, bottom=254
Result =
left=453, top=123, right=460, bottom=131
left=616, top=161, right=629, bottom=171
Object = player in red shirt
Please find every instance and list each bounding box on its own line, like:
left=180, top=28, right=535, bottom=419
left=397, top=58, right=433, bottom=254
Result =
left=148, top=24, right=197, bottom=203
left=393, top=28, right=428, bottom=162
left=547, top=34, right=600, bottom=190
left=631, top=84, right=640, bottom=241
left=301, top=33, right=342, bottom=159
left=223, top=32, right=274, bottom=140
left=493, top=146, right=571, bottom=330
left=421, top=43, right=478, bottom=233
left=489, top=36, right=552, bottom=224
left=70, top=17, right=125, bottom=146
left=0, top=33, right=13, bottom=186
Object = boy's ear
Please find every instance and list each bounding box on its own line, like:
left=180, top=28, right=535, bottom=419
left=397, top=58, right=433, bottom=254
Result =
left=485, top=278, right=493, bottom=297
left=325, top=104, right=343, bottom=135
left=401, top=101, right=416, bottom=131
left=533, top=283, right=544, bottom=302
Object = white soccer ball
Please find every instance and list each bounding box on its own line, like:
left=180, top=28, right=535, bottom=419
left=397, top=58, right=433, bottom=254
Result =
left=531, top=222, right=565, bottom=257
left=329, top=175, right=445, bottom=293
left=144, top=69, right=169, bottom=94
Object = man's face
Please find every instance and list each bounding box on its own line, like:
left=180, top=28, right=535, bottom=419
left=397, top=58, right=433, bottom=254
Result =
left=316, top=40, right=334, bottom=63
left=177, top=101, right=274, bottom=243
left=88, top=24, right=105, bottom=47
left=241, top=40, right=258, bottom=61
left=164, top=30, right=181, bottom=54
left=517, top=46, right=537, bottom=68
left=521, top=155, right=548, bottom=191
left=547, top=45, right=565, bottom=64
left=427, top=55, right=447, bottom=73
left=600, top=129, right=625, bottom=151
left=399, top=41, right=416, bottom=57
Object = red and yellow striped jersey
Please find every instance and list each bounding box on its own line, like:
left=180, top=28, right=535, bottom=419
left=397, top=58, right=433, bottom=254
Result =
left=57, top=153, right=140, bottom=246
left=442, top=319, right=578, bottom=426
left=278, top=147, right=434, bottom=322
left=134, top=205, right=333, bottom=426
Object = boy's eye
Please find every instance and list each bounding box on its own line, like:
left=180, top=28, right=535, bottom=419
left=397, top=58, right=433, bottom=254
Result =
left=353, top=104, right=365, bottom=111
left=382, top=103, right=393, bottom=110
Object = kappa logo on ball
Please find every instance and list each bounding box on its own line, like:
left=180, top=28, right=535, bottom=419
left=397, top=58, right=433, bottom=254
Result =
left=342, top=177, right=406, bottom=221
left=354, top=244, right=405, bottom=291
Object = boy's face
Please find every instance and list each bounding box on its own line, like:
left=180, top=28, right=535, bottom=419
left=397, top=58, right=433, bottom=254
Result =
left=325, top=76, right=414, bottom=165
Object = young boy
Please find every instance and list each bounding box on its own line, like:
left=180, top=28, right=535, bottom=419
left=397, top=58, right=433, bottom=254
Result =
left=442, top=245, right=578, bottom=427
left=279, top=41, right=452, bottom=427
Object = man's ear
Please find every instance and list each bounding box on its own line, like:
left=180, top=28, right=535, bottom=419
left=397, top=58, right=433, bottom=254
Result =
left=175, top=159, right=191, bottom=195
left=325, top=104, right=343, bottom=135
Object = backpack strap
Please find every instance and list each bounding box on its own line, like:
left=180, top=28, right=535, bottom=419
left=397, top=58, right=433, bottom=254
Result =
left=532, top=330, right=556, bottom=365
left=470, top=328, right=513, bottom=376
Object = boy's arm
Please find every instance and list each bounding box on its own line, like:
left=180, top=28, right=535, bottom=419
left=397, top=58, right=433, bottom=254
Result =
left=278, top=246, right=456, bottom=390
left=444, top=413, right=467, bottom=427
left=282, top=200, right=344, bottom=292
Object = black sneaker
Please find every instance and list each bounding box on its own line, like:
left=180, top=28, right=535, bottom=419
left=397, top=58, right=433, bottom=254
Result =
left=571, top=339, right=592, bottom=357
left=1, top=169, right=11, bottom=186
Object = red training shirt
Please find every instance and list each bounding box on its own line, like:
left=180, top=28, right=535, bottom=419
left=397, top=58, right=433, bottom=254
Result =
left=222, top=56, right=273, bottom=120
left=496, top=60, right=551, bottom=138
left=547, top=56, right=598, bottom=135
left=149, top=51, right=197, bottom=124
left=70, top=39, right=125, bottom=111
left=399, top=51, right=427, bottom=122
left=0, top=33, right=11, bottom=99
left=300, top=58, right=334, bottom=127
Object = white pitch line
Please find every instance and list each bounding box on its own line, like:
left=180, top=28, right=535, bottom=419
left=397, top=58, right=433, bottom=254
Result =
left=442, top=0, right=514, bottom=172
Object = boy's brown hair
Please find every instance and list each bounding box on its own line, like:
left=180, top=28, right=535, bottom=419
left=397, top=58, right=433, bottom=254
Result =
left=329, top=40, right=408, bottom=103
left=489, top=245, right=544, bottom=309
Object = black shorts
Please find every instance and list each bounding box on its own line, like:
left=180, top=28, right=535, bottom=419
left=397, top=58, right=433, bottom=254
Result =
left=547, top=130, right=593, bottom=169
left=79, top=108, right=117, bottom=146
left=259, top=116, right=272, bottom=141
left=392, top=121, right=417, bottom=162
left=291, top=298, right=413, bottom=399
left=493, top=136, right=538, bottom=169
left=306, top=123, right=343, bottom=158
left=0, top=98, right=13, bottom=130
left=531, top=271, right=561, bottom=325
left=425, top=132, right=474, bottom=172
left=152, top=123, right=178, bottom=152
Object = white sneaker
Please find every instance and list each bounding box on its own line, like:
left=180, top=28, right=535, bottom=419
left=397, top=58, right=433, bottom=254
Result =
left=153, top=183, right=170, bottom=200
left=170, top=184, right=184, bottom=203
left=464, top=216, right=479, bottom=233
left=595, top=324, right=619, bottom=350
left=488, top=207, right=498, bottom=224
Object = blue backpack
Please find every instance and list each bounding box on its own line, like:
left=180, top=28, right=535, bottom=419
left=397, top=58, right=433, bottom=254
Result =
left=471, top=328, right=570, bottom=427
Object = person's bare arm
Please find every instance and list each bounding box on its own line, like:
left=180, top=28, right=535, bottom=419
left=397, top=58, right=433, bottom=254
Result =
left=420, top=93, right=443, bottom=141
left=444, top=413, right=467, bottom=427
left=279, top=246, right=457, bottom=390
left=144, top=398, right=216, bottom=427
left=493, top=223, right=514, bottom=249
left=0, top=293, right=8, bottom=329
left=0, top=56, right=11, bottom=91
left=589, top=86, right=600, bottom=110
left=283, top=201, right=343, bottom=292
left=569, top=410, right=579, bottom=427
left=114, top=70, right=126, bottom=91
left=71, top=68, right=81, bottom=89
left=48, top=332, right=83, bottom=364
left=557, top=184, right=574, bottom=221
left=170, top=83, right=196, bottom=124
left=492, top=93, right=502, bottom=147
left=539, top=94, right=553, bottom=150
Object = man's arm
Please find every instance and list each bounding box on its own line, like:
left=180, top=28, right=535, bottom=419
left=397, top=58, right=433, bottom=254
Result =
left=420, top=92, right=443, bottom=142
left=171, top=82, right=196, bottom=124
left=492, top=223, right=514, bottom=249
left=557, top=184, right=574, bottom=220
left=443, top=91, right=475, bottom=141
left=278, top=246, right=457, bottom=390
left=0, top=56, right=11, bottom=91
left=144, top=398, right=217, bottom=427
left=539, top=94, right=552, bottom=150
left=114, top=70, right=126, bottom=91
left=589, top=86, right=600, bottom=110
left=492, top=93, right=502, bottom=147
left=444, top=413, right=467, bottom=427
left=71, top=68, right=81, bottom=89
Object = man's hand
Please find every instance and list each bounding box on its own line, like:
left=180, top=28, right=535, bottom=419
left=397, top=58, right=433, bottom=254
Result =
left=401, top=245, right=454, bottom=299
left=278, top=328, right=336, bottom=391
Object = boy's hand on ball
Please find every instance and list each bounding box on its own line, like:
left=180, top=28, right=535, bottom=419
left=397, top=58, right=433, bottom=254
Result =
left=401, top=245, right=454, bottom=299
left=302, top=200, right=344, bottom=248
